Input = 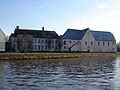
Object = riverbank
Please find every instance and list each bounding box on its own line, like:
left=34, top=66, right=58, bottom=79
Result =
left=0, top=52, right=120, bottom=60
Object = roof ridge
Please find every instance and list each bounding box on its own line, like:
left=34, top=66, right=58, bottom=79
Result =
left=15, top=29, right=55, bottom=32
left=67, top=28, right=89, bottom=31
left=91, top=30, right=111, bottom=33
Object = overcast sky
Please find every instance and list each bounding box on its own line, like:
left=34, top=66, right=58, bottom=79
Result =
left=1, top=0, right=120, bottom=42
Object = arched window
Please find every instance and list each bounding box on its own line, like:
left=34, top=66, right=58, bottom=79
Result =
left=64, top=41, right=66, bottom=45
left=91, top=42, right=93, bottom=45
left=85, top=41, right=87, bottom=45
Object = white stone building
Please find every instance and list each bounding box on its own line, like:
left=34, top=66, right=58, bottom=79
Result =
left=0, top=29, right=5, bottom=52
left=9, top=26, right=60, bottom=52
left=61, top=28, right=117, bottom=52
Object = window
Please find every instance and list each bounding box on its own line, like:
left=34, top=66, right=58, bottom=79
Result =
left=52, top=40, right=54, bottom=44
left=55, top=46, right=57, bottom=50
left=38, top=39, right=40, bottom=43
left=64, top=41, right=66, bottom=45
left=34, top=39, right=37, bottom=43
left=91, top=42, right=93, bottom=45
left=45, top=40, right=47, bottom=44
left=34, top=45, right=37, bottom=50
left=69, top=41, right=71, bottom=43
left=64, top=46, right=66, bottom=49
left=55, top=40, right=57, bottom=44
left=42, top=39, right=44, bottom=44
left=45, top=45, right=47, bottom=50
left=41, top=45, right=44, bottom=50
left=103, top=42, right=105, bottom=46
left=85, top=41, right=87, bottom=45
left=112, top=42, right=114, bottom=44
left=98, top=41, right=100, bottom=45
left=108, top=42, right=109, bottom=46
left=52, top=45, right=54, bottom=49
left=13, top=44, right=16, bottom=49
left=38, top=45, right=40, bottom=50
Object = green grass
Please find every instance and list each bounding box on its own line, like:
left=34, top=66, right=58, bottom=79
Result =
left=0, top=52, right=120, bottom=60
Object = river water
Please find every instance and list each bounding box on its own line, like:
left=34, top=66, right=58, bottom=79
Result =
left=0, top=57, right=120, bottom=90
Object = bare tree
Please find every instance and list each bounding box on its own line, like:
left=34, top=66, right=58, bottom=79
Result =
left=57, top=39, right=62, bottom=51
left=117, top=42, right=120, bottom=52
left=5, top=36, right=9, bottom=42
left=45, top=35, right=52, bottom=51
left=17, top=34, right=33, bottom=52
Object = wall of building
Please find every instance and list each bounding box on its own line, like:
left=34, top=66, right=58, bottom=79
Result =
left=71, top=40, right=81, bottom=52
left=94, top=41, right=117, bottom=52
left=61, top=29, right=117, bottom=53
left=0, top=30, right=5, bottom=52
left=10, top=37, right=17, bottom=52
left=9, top=27, right=117, bottom=53
left=30, top=38, right=58, bottom=52
left=61, top=39, right=81, bottom=52
left=80, top=30, right=95, bottom=52
left=10, top=36, right=59, bottom=52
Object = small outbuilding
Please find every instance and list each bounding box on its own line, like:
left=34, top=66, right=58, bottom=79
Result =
left=0, top=29, right=5, bottom=52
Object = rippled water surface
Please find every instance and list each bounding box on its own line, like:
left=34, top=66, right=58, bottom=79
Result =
left=0, top=57, right=120, bottom=90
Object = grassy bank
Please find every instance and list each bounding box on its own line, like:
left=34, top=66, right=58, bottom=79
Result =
left=0, top=52, right=120, bottom=60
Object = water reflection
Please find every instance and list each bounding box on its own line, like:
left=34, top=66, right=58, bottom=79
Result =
left=113, top=57, right=120, bottom=89
left=0, top=56, right=119, bottom=90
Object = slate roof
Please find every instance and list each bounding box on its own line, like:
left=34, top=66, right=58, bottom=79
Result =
left=91, top=31, right=116, bottom=41
left=62, top=28, right=116, bottom=41
left=62, top=28, right=88, bottom=40
left=11, top=28, right=59, bottom=39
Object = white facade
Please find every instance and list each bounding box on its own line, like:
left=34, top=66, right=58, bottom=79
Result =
left=80, top=30, right=95, bottom=52
left=32, top=38, right=58, bottom=51
left=61, top=29, right=117, bottom=52
left=11, top=37, right=59, bottom=52
left=62, top=39, right=81, bottom=51
left=94, top=41, right=117, bottom=52
left=0, top=29, right=5, bottom=52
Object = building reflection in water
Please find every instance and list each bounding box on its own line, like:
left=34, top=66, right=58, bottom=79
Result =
left=0, top=56, right=119, bottom=90
left=113, top=57, right=120, bottom=89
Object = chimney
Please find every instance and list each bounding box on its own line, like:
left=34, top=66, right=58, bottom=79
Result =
left=42, top=27, right=45, bottom=37
left=42, top=27, right=44, bottom=31
left=16, top=26, right=19, bottom=29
